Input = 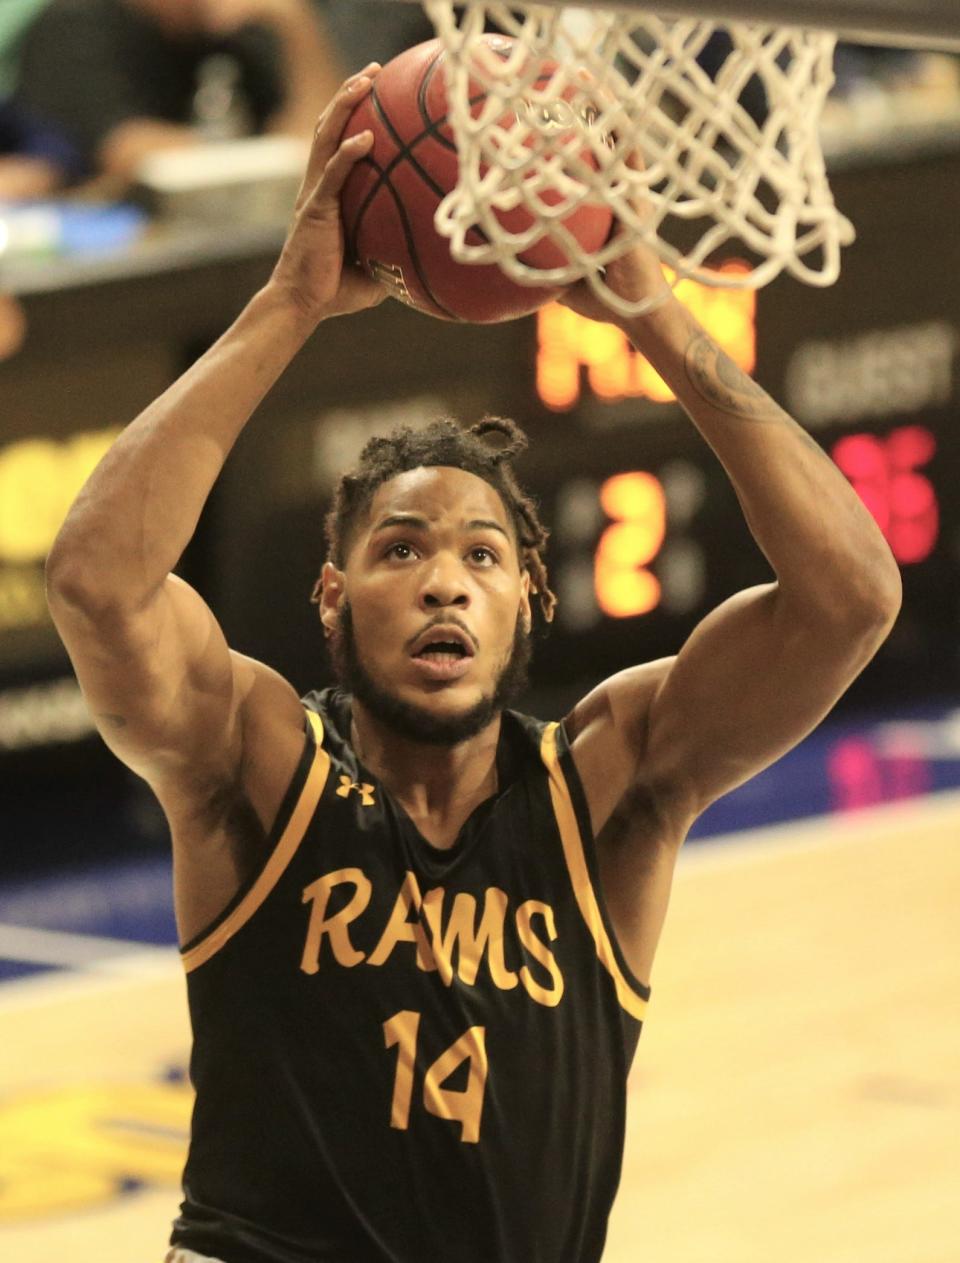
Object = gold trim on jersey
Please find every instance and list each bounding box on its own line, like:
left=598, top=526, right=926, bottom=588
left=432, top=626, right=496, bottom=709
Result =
left=182, top=709, right=331, bottom=973
left=540, top=722, right=649, bottom=1022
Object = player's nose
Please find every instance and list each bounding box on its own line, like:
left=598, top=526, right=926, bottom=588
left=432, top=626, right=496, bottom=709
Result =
left=418, top=554, right=470, bottom=610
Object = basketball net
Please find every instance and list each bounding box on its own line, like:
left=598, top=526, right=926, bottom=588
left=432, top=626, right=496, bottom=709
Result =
left=423, top=1, right=855, bottom=315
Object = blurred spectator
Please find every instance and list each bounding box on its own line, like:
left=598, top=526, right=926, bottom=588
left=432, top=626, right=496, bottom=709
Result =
left=0, top=98, right=81, bottom=200
left=819, top=42, right=960, bottom=139
left=832, top=43, right=960, bottom=110
left=9, top=0, right=344, bottom=187
left=313, top=0, right=433, bottom=71
left=0, top=0, right=49, bottom=95
left=0, top=0, right=64, bottom=198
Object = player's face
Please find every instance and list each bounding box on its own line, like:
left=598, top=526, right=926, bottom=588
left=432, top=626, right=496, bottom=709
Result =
left=324, top=466, right=533, bottom=743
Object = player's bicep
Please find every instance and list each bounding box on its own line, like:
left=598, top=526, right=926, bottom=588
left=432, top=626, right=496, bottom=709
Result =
left=646, top=582, right=891, bottom=818
left=47, top=572, right=250, bottom=785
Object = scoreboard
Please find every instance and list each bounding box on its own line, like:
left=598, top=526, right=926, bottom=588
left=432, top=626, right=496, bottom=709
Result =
left=1, top=142, right=960, bottom=777
left=518, top=310, right=957, bottom=712
left=209, top=140, right=960, bottom=718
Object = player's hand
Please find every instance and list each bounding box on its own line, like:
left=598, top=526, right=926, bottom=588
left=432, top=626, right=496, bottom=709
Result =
left=269, top=65, right=388, bottom=323
left=560, top=239, right=670, bottom=326
left=559, top=147, right=670, bottom=326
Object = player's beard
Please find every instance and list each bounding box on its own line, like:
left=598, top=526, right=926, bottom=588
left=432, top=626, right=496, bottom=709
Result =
left=329, top=601, right=531, bottom=745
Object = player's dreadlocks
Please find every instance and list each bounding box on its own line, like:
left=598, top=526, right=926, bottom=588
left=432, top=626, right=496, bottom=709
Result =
left=312, top=416, right=557, bottom=624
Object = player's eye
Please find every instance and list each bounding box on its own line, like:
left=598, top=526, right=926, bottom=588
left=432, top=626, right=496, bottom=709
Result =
left=385, top=541, right=417, bottom=561
left=468, top=546, right=498, bottom=566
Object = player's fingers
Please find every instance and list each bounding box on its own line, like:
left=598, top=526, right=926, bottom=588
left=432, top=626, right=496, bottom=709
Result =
left=624, top=144, right=646, bottom=174
left=620, top=143, right=653, bottom=226
left=299, top=64, right=380, bottom=197
left=312, top=130, right=375, bottom=207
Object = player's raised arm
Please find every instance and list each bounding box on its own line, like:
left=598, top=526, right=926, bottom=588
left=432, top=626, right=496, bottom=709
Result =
left=44, top=66, right=385, bottom=789
left=563, top=249, right=902, bottom=832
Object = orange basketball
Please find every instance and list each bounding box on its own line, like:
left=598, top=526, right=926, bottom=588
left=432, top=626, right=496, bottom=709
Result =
left=339, top=36, right=613, bottom=324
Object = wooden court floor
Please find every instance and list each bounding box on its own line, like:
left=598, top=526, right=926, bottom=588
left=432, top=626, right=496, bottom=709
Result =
left=2, top=793, right=958, bottom=1262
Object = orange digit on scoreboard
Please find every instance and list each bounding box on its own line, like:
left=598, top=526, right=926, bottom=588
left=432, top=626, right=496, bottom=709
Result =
left=594, top=472, right=667, bottom=619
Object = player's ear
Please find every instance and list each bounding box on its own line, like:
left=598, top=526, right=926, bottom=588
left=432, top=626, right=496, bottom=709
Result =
left=318, top=562, right=346, bottom=635
left=519, top=570, right=532, bottom=634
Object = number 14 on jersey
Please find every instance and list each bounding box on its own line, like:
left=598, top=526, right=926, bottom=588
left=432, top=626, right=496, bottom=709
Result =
left=383, top=1011, right=488, bottom=1144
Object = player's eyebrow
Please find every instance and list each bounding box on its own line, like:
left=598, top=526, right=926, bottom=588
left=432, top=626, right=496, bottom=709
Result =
left=371, top=513, right=429, bottom=534
left=371, top=514, right=510, bottom=538
left=464, top=518, right=510, bottom=539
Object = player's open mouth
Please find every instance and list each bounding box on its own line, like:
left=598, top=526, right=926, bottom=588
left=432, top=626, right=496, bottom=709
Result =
left=409, top=627, right=475, bottom=681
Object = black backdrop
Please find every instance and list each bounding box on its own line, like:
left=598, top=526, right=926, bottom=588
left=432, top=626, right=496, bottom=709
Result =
left=2, top=144, right=959, bottom=866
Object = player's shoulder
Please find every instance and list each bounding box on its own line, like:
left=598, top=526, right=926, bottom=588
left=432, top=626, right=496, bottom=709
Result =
left=564, top=658, right=676, bottom=747
left=233, top=651, right=308, bottom=754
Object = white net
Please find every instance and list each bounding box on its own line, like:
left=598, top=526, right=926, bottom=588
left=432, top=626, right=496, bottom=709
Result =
left=423, top=1, right=856, bottom=315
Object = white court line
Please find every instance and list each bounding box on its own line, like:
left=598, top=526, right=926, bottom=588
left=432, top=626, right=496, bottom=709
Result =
left=0, top=922, right=171, bottom=969
left=678, top=785, right=960, bottom=873
left=1, top=788, right=958, bottom=1014
left=0, top=946, right=181, bottom=1013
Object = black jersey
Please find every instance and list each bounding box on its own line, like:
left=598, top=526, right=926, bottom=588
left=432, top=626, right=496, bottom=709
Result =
left=171, top=688, right=650, bottom=1263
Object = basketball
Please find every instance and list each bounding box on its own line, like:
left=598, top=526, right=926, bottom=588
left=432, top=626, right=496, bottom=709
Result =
left=339, top=36, right=614, bottom=324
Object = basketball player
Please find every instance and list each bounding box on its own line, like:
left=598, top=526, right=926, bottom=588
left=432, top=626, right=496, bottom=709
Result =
left=46, top=65, right=901, bottom=1263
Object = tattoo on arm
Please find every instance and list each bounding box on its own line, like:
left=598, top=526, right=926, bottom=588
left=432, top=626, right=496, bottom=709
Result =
left=685, top=332, right=774, bottom=418
left=683, top=329, right=825, bottom=455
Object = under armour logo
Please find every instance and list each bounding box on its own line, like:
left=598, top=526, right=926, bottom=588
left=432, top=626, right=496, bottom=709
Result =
left=336, top=775, right=376, bottom=807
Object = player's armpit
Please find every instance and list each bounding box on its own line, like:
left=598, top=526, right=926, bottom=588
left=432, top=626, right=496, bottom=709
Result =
left=565, top=660, right=686, bottom=985
left=564, top=656, right=679, bottom=840
left=642, top=581, right=897, bottom=822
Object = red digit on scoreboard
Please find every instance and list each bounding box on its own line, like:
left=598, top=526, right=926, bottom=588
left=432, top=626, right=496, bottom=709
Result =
left=830, top=425, right=939, bottom=565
